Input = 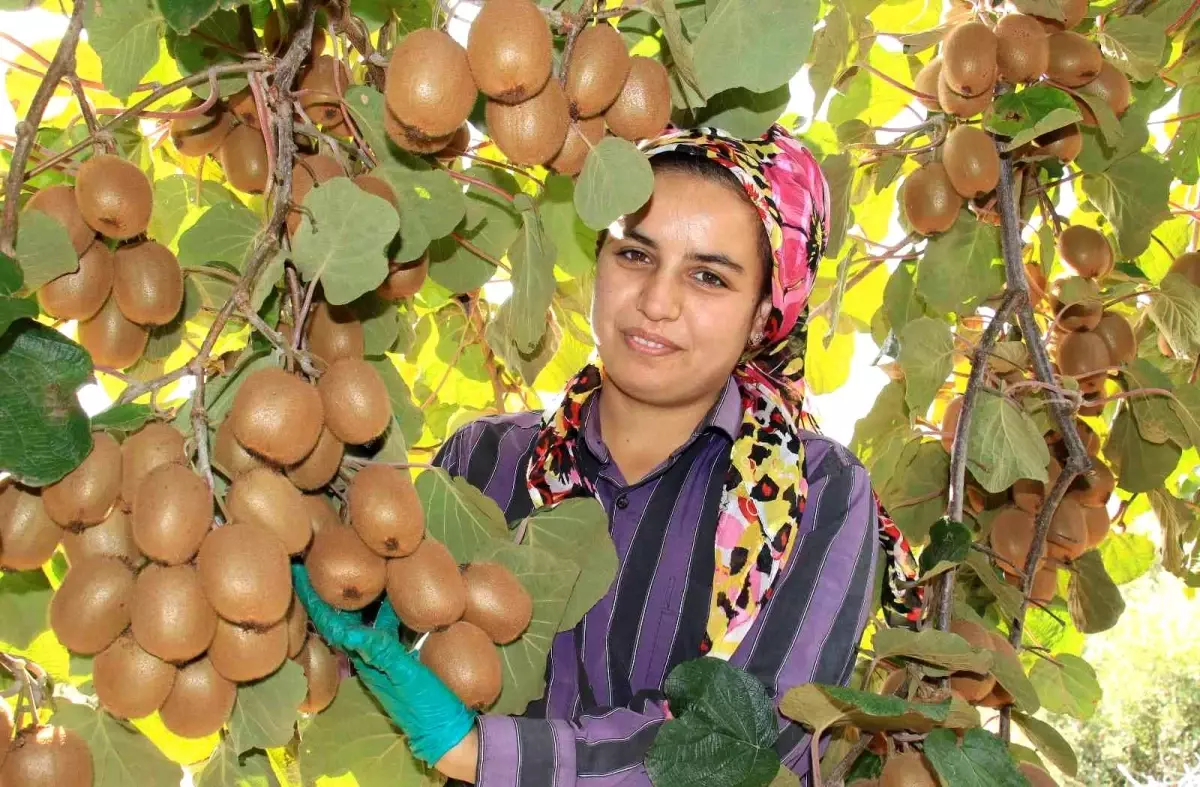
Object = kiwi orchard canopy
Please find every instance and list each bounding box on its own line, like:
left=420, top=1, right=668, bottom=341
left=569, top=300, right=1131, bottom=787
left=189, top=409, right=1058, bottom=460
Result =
left=0, top=0, right=1196, bottom=785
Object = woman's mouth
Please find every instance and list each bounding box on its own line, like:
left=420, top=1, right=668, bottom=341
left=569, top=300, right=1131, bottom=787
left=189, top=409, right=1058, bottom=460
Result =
left=622, top=329, right=680, bottom=356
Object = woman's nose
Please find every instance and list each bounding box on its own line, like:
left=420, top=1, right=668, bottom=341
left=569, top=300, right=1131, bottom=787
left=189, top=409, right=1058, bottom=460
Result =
left=636, top=268, right=682, bottom=322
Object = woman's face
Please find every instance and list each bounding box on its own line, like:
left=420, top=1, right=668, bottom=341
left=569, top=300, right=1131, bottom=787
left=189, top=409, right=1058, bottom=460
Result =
left=591, top=169, right=772, bottom=411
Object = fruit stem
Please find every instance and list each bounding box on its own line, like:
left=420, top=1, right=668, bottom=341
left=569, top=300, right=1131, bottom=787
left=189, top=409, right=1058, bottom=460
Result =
left=1148, top=108, right=1200, bottom=126
left=1166, top=0, right=1200, bottom=36
left=249, top=72, right=278, bottom=196
left=235, top=292, right=322, bottom=378
left=0, top=653, right=43, bottom=728
left=856, top=61, right=938, bottom=105
left=451, top=232, right=512, bottom=272
left=456, top=151, right=545, bottom=186
left=444, top=168, right=517, bottom=203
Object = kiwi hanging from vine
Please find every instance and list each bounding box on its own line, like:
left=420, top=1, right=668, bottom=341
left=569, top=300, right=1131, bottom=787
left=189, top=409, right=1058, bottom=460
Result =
left=228, top=367, right=325, bottom=465
left=299, top=55, right=352, bottom=133
left=74, top=154, right=153, bottom=240
left=386, top=28, right=478, bottom=141
left=914, top=57, right=942, bottom=111
left=196, top=521, right=293, bottom=626
left=0, top=726, right=93, bottom=787
left=485, top=80, right=571, bottom=167
left=24, top=184, right=95, bottom=254
left=37, top=240, right=114, bottom=323
left=1046, top=31, right=1102, bottom=87
left=941, top=21, right=998, bottom=97
left=77, top=294, right=148, bottom=370
left=158, top=657, right=237, bottom=739
left=305, top=300, right=365, bottom=364
left=995, top=13, right=1050, bottom=84
left=1057, top=225, right=1113, bottom=279
left=42, top=430, right=122, bottom=528
left=316, top=358, right=392, bottom=445
left=941, top=125, right=1000, bottom=198
left=304, top=524, right=387, bottom=610
left=49, top=556, right=135, bottom=655
left=92, top=632, right=177, bottom=720
left=226, top=467, right=314, bottom=555
left=219, top=124, right=271, bottom=194
left=112, top=240, right=184, bottom=327
left=604, top=56, right=671, bottom=141
left=0, top=485, right=63, bottom=571
left=467, top=0, right=553, bottom=104
left=902, top=162, right=961, bottom=236
left=170, top=99, right=234, bottom=158
left=565, top=23, right=632, bottom=118
left=551, top=117, right=606, bottom=176
left=377, top=257, right=429, bottom=300
left=130, top=563, right=218, bottom=664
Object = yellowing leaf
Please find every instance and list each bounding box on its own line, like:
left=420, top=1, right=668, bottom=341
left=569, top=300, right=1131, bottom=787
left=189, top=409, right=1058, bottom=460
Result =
left=53, top=702, right=184, bottom=787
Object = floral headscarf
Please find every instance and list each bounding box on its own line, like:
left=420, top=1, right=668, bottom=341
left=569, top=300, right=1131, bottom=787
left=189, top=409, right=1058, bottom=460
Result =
left=526, top=125, right=923, bottom=661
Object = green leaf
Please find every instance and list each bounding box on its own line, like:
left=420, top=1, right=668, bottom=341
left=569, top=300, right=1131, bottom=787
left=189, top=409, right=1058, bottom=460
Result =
left=873, top=627, right=992, bottom=673
left=916, top=213, right=1004, bottom=315
left=90, top=403, right=154, bottom=434
left=1149, top=486, right=1200, bottom=580
left=984, top=86, right=1082, bottom=152
left=507, top=208, right=557, bottom=353
left=196, top=740, right=275, bottom=787
left=147, top=175, right=193, bottom=245
left=342, top=86, right=391, bottom=163
left=1148, top=273, right=1200, bottom=357
left=367, top=357, right=424, bottom=446
left=967, top=390, right=1051, bottom=495
left=821, top=153, right=854, bottom=263
left=1028, top=653, right=1102, bottom=721
left=1073, top=89, right=1125, bottom=148
left=1104, top=408, right=1182, bottom=494
left=0, top=296, right=37, bottom=338
left=1098, top=15, right=1167, bottom=83
left=83, top=0, right=165, bottom=100
left=1121, top=359, right=1189, bottom=446
left=415, top=468, right=510, bottom=564
left=348, top=293, right=401, bottom=357
left=291, top=178, right=399, bottom=305
left=166, top=11, right=248, bottom=99
left=250, top=251, right=285, bottom=313
left=1010, top=712, right=1078, bottom=779
left=177, top=200, right=262, bottom=272
left=917, top=518, right=973, bottom=580
left=988, top=634, right=1039, bottom=715
left=428, top=167, right=520, bottom=294
left=966, top=551, right=1024, bottom=619
left=540, top=175, right=597, bottom=279
left=692, top=0, right=818, bottom=98
left=1167, top=86, right=1200, bottom=185
left=898, top=317, right=954, bottom=414
left=884, top=263, right=923, bottom=333
left=781, top=684, right=950, bottom=732
left=923, top=728, right=1029, bottom=787
left=646, top=659, right=781, bottom=787
left=648, top=0, right=700, bottom=94
left=1097, top=531, right=1155, bottom=585
left=0, top=322, right=93, bottom=486
left=0, top=251, right=23, bottom=295
left=517, top=498, right=617, bottom=630
left=375, top=165, right=467, bottom=263
left=574, top=137, right=655, bottom=232
left=1066, top=549, right=1125, bottom=634
left=53, top=702, right=184, bottom=787
left=157, top=0, right=218, bottom=33
left=685, top=84, right=792, bottom=139
left=1081, top=152, right=1172, bottom=258
left=0, top=570, right=54, bottom=650
left=15, top=210, right=79, bottom=293
left=228, top=660, right=307, bottom=753
left=876, top=439, right=947, bottom=545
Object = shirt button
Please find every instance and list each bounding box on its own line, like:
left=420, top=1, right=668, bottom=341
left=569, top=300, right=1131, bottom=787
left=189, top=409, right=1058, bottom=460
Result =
left=615, top=494, right=629, bottom=510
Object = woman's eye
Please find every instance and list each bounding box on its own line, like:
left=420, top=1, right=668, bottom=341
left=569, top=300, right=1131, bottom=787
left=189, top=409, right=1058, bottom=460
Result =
left=618, top=248, right=650, bottom=264
left=694, top=270, right=727, bottom=288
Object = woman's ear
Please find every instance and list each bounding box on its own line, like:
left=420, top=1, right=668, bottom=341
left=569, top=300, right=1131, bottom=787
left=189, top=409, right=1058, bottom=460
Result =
left=749, top=298, right=772, bottom=347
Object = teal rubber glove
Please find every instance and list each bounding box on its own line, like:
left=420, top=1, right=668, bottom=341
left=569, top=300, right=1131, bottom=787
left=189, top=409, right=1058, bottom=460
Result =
left=290, top=563, right=477, bottom=765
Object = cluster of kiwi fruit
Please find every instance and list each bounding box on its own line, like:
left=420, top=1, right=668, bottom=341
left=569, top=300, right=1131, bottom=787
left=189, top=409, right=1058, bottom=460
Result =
left=384, top=0, right=671, bottom=174
left=0, top=715, right=94, bottom=787
left=903, top=0, right=1130, bottom=235
left=21, top=154, right=182, bottom=370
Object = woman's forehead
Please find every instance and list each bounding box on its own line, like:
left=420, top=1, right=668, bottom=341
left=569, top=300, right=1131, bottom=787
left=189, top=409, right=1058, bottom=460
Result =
left=616, top=170, right=763, bottom=248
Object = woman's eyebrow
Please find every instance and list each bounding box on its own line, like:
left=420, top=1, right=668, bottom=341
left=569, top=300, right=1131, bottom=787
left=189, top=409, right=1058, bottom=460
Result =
left=625, top=228, right=744, bottom=272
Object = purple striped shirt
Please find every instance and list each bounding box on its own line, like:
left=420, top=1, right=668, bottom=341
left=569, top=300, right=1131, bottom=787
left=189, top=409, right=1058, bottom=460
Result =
left=434, top=377, right=879, bottom=787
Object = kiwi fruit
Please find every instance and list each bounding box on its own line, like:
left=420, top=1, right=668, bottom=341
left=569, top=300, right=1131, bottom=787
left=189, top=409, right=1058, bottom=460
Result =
left=1046, top=31, right=1102, bottom=87
left=385, top=537, right=464, bottom=631
left=1082, top=500, right=1110, bottom=549
left=353, top=174, right=399, bottom=212
left=42, top=431, right=122, bottom=528
left=604, top=56, right=671, bottom=141
left=1026, top=562, right=1059, bottom=602
left=486, top=80, right=571, bottom=166
left=197, top=521, right=293, bottom=625
left=348, top=464, right=426, bottom=558
left=947, top=619, right=996, bottom=701
left=24, top=184, right=96, bottom=254
left=566, top=23, right=631, bottom=118
left=112, top=240, right=184, bottom=326
left=226, top=467, right=313, bottom=554
left=37, top=239, right=114, bottom=321
left=1019, top=762, right=1059, bottom=787
left=1169, top=250, right=1200, bottom=286
left=550, top=117, right=605, bottom=176
left=63, top=506, right=143, bottom=569
left=1093, top=311, right=1135, bottom=366
left=902, top=162, right=961, bottom=236
left=74, top=154, right=153, bottom=240
left=120, top=422, right=186, bottom=507
left=209, top=617, right=289, bottom=682
left=437, top=125, right=472, bottom=159
left=131, top=463, right=213, bottom=565
left=316, top=358, right=392, bottom=445
left=158, top=657, right=237, bottom=739
left=170, top=99, right=234, bottom=157
left=1046, top=418, right=1101, bottom=457
left=989, top=505, right=1039, bottom=575
left=384, top=106, right=457, bottom=154
left=77, top=294, right=148, bottom=369
left=386, top=28, right=478, bottom=141
left=419, top=620, right=502, bottom=709
left=1058, top=225, right=1113, bottom=278
left=286, top=427, right=344, bottom=491
left=995, top=14, right=1050, bottom=84
left=467, top=0, right=553, bottom=104
left=0, top=726, right=93, bottom=787
left=1049, top=277, right=1103, bottom=332
left=295, top=636, right=340, bottom=713
left=1080, top=61, right=1131, bottom=117
left=1013, top=456, right=1062, bottom=514
left=287, top=155, right=345, bottom=235
left=1057, top=0, right=1089, bottom=29
left=213, top=417, right=270, bottom=479
left=942, top=21, right=998, bottom=97
left=942, top=125, right=1000, bottom=198
left=914, top=57, right=942, bottom=111
left=219, top=124, right=271, bottom=194
left=229, top=367, right=325, bottom=465
left=878, top=751, right=939, bottom=787
left=304, top=524, right=387, bottom=610
left=376, top=256, right=429, bottom=300
left=49, top=556, right=135, bottom=654
left=303, top=493, right=342, bottom=534
left=1046, top=494, right=1088, bottom=561
left=227, top=87, right=260, bottom=129
left=937, top=71, right=992, bottom=117
left=130, top=563, right=218, bottom=662
left=462, top=561, right=533, bottom=644
left=0, top=485, right=63, bottom=570
left=93, top=632, right=177, bottom=719
left=1054, top=330, right=1111, bottom=392
left=299, top=55, right=352, bottom=133
left=1033, top=123, right=1083, bottom=162
left=285, top=592, right=309, bottom=658
left=264, top=2, right=328, bottom=57
left=1072, top=461, right=1114, bottom=508
left=305, top=301, right=365, bottom=364
left=939, top=396, right=964, bottom=453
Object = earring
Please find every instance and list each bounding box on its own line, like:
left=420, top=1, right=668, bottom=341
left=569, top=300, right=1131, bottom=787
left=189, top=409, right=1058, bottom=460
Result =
left=751, top=331, right=765, bottom=347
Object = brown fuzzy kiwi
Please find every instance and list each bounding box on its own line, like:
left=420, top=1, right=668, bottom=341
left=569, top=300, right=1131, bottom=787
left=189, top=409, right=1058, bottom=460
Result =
left=989, top=505, right=1039, bottom=576
left=228, top=367, right=325, bottom=465
left=468, top=0, right=553, bottom=104
left=937, top=71, right=992, bottom=117
left=386, top=28, right=477, bottom=140
left=386, top=538, right=465, bottom=631
left=112, top=240, right=184, bottom=326
left=419, top=620, right=502, bottom=709
left=902, top=161, right=961, bottom=236
left=285, top=593, right=309, bottom=658
left=37, top=240, right=114, bottom=321
left=1046, top=31, right=1102, bottom=87
left=462, top=561, right=533, bottom=644
left=1013, top=456, right=1062, bottom=514
left=1080, top=61, right=1131, bottom=117
left=304, top=524, right=387, bottom=610
left=1058, top=225, right=1113, bottom=279
left=1019, top=762, right=1060, bottom=787
left=1072, top=461, right=1115, bottom=508
left=316, top=358, right=392, bottom=445
left=158, top=657, right=237, bottom=738
left=263, top=2, right=328, bottom=57
left=879, top=751, right=938, bottom=787
left=209, top=617, right=289, bottom=682
left=288, top=154, right=345, bottom=235
left=1054, top=330, right=1111, bottom=393
left=299, top=55, right=352, bottom=133
left=63, top=506, right=143, bottom=569
left=550, top=117, right=605, bottom=176
left=1082, top=500, right=1110, bottom=549
left=995, top=14, right=1050, bottom=83
left=295, top=636, right=340, bottom=713
left=227, top=87, right=260, bottom=129
left=93, top=631, right=177, bottom=719
left=604, top=56, right=671, bottom=141
left=1033, top=123, right=1083, bottom=162
left=437, top=125, right=472, bottom=159
left=286, top=427, right=344, bottom=491
left=1046, top=494, right=1088, bottom=561
left=226, top=467, right=314, bottom=554
left=1059, top=0, right=1089, bottom=28
left=376, top=256, right=429, bottom=301
left=914, top=57, right=943, bottom=111
left=1024, top=563, right=1059, bottom=602
left=348, top=464, right=426, bottom=558
left=486, top=80, right=571, bottom=166
left=566, top=23, right=631, bottom=118
left=219, top=124, right=271, bottom=194
left=1049, top=277, right=1103, bottom=333
left=1169, top=250, right=1200, bottom=285
left=0, top=725, right=93, bottom=787
left=939, top=396, right=964, bottom=453
left=213, top=417, right=270, bottom=480
left=942, top=21, right=999, bottom=97
left=942, top=125, right=1000, bottom=198
left=1092, top=311, right=1135, bottom=365
left=303, top=493, right=342, bottom=534
left=170, top=99, right=234, bottom=157
left=42, top=431, right=122, bottom=528
left=353, top=174, right=399, bottom=212
left=74, top=154, right=153, bottom=240
left=25, top=184, right=95, bottom=254
left=384, top=106, right=457, bottom=154
left=305, top=301, right=365, bottom=364
left=120, top=422, right=186, bottom=508
left=130, top=563, right=218, bottom=663
left=197, top=522, right=293, bottom=625
left=49, top=556, right=135, bottom=655
left=0, top=485, right=63, bottom=571
left=131, top=463, right=213, bottom=565
left=947, top=619, right=997, bottom=701
left=77, top=294, right=148, bottom=369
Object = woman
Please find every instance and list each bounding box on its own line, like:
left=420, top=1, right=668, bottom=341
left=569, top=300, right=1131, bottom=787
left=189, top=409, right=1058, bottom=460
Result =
left=293, top=124, right=922, bottom=785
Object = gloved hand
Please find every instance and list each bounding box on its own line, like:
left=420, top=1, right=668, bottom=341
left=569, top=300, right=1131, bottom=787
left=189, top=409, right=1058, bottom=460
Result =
left=290, top=563, right=477, bottom=765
